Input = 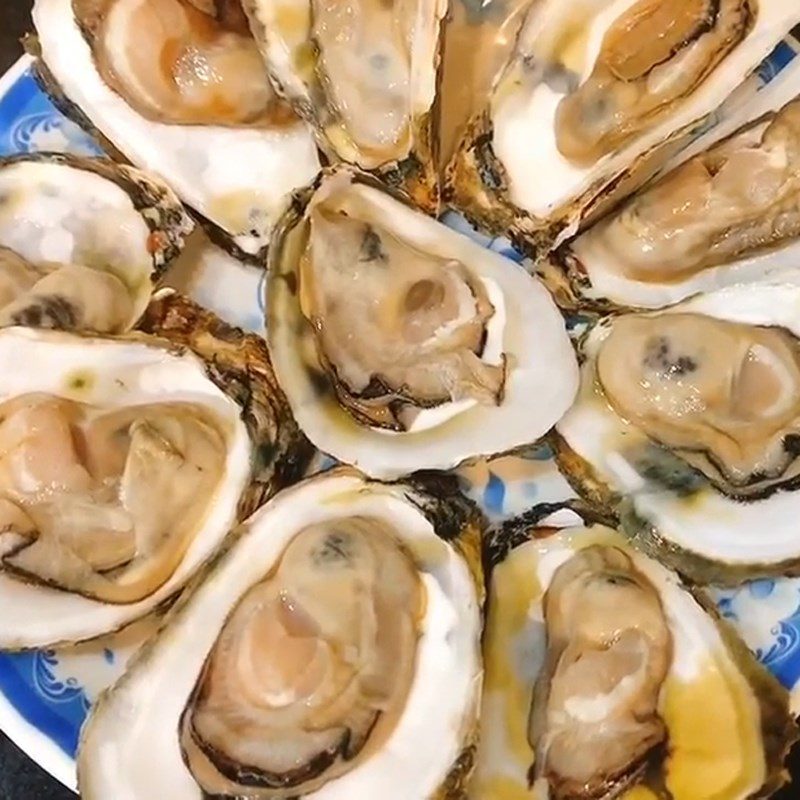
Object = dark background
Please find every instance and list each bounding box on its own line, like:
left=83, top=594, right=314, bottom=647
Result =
left=1, top=2, right=800, bottom=798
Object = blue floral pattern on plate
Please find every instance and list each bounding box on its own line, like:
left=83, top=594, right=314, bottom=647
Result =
left=3, top=38, right=800, bottom=791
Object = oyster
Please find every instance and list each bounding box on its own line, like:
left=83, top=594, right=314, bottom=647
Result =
left=0, top=152, right=191, bottom=333
left=544, top=95, right=800, bottom=309
left=445, top=0, right=800, bottom=260
left=0, top=292, right=310, bottom=648
left=473, top=509, right=797, bottom=800
left=242, top=0, right=445, bottom=210
left=555, top=284, right=800, bottom=583
left=32, top=0, right=321, bottom=259
left=266, top=168, right=578, bottom=479
left=79, top=469, right=484, bottom=799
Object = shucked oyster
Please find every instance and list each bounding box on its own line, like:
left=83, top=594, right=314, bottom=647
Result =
left=473, top=509, right=797, bottom=800
left=545, top=94, right=800, bottom=309
left=79, top=469, right=483, bottom=799
left=555, top=284, right=800, bottom=583
left=445, top=0, right=800, bottom=260
left=0, top=293, right=310, bottom=648
left=266, top=168, right=578, bottom=479
left=242, top=0, right=445, bottom=210
left=32, top=0, right=321, bottom=259
left=0, top=152, right=191, bottom=333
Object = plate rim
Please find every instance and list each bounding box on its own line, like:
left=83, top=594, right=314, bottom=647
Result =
left=0, top=52, right=78, bottom=794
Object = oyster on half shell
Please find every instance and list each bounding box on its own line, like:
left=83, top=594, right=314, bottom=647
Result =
left=544, top=94, right=800, bottom=309
left=473, top=508, right=797, bottom=800
left=445, top=0, right=800, bottom=260
left=79, top=469, right=484, bottom=800
left=0, top=293, right=310, bottom=649
left=32, top=0, right=321, bottom=259
left=0, top=152, right=191, bottom=333
left=266, top=168, right=578, bottom=479
left=242, top=0, right=445, bottom=211
left=555, top=284, right=800, bottom=584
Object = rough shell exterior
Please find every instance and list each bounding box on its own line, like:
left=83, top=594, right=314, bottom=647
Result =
left=138, top=291, right=315, bottom=519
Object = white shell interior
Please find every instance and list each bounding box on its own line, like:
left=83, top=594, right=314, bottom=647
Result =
left=269, top=180, right=579, bottom=479
left=492, top=0, right=800, bottom=221
left=0, top=327, right=251, bottom=647
left=557, top=285, right=800, bottom=566
left=33, top=0, right=321, bottom=255
left=78, top=471, right=482, bottom=800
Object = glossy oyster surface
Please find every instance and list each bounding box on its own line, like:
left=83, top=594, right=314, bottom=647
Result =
left=243, top=0, right=445, bottom=210
left=0, top=293, right=309, bottom=648
left=267, top=169, right=578, bottom=479
left=0, top=153, right=191, bottom=333
left=546, top=95, right=800, bottom=309
left=446, top=0, right=800, bottom=259
left=79, top=469, right=484, bottom=800
left=555, top=285, right=800, bottom=583
left=32, top=0, right=321, bottom=258
left=473, top=514, right=796, bottom=800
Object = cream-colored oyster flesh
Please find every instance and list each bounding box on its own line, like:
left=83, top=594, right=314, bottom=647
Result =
left=474, top=519, right=796, bottom=799
left=597, top=313, right=800, bottom=493
left=554, top=96, right=800, bottom=308
left=0, top=396, right=226, bottom=604
left=447, top=0, right=800, bottom=259
left=552, top=0, right=753, bottom=167
left=298, top=199, right=506, bottom=430
left=0, top=326, right=251, bottom=648
left=0, top=156, right=191, bottom=333
left=243, top=0, right=444, bottom=209
left=181, top=516, right=423, bottom=797
left=554, top=285, right=800, bottom=581
left=74, top=0, right=291, bottom=127
left=267, top=169, right=578, bottom=478
left=33, top=0, right=321, bottom=257
left=531, top=545, right=671, bottom=799
left=79, top=470, right=483, bottom=800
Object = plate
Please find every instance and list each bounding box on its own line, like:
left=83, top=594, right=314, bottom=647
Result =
left=2, top=54, right=800, bottom=794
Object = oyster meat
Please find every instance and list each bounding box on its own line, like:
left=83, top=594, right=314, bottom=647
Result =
left=266, top=168, right=578, bottom=478
left=473, top=511, right=797, bottom=799
left=0, top=293, right=309, bottom=648
left=546, top=95, right=800, bottom=308
left=33, top=0, right=321, bottom=258
left=446, top=0, right=800, bottom=259
left=0, top=153, right=191, bottom=333
left=242, top=0, right=445, bottom=210
left=555, top=284, right=800, bottom=583
left=79, top=469, right=484, bottom=799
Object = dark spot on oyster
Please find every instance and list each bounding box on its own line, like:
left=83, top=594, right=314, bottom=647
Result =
left=359, top=227, right=387, bottom=263
left=313, top=532, right=354, bottom=567
left=630, top=443, right=706, bottom=497
left=643, top=336, right=698, bottom=378
left=11, top=295, right=79, bottom=330
left=369, top=53, right=389, bottom=71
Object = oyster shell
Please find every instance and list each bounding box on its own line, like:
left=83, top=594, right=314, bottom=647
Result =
left=242, top=0, right=445, bottom=210
left=445, top=0, right=800, bottom=260
left=473, top=507, right=797, bottom=800
left=78, top=469, right=484, bottom=799
left=0, top=152, right=191, bottom=333
left=266, top=168, right=578, bottom=479
left=32, top=0, right=321, bottom=260
left=544, top=94, right=800, bottom=310
left=555, top=284, right=800, bottom=583
left=0, top=293, right=310, bottom=648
